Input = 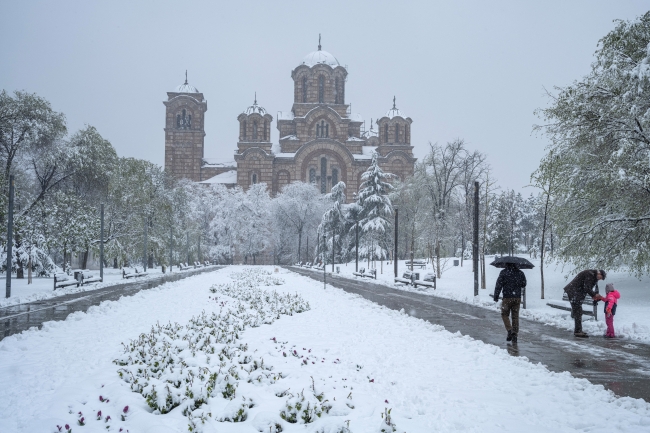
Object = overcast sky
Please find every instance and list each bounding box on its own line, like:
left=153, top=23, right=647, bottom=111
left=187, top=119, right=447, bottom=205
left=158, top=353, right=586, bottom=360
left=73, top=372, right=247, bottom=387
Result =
left=1, top=1, right=648, bottom=193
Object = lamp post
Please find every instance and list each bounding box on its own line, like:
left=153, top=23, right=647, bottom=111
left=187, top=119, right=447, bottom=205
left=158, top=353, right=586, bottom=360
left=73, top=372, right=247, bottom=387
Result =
left=473, top=180, right=479, bottom=297
left=355, top=222, right=359, bottom=272
left=322, top=234, right=326, bottom=290
left=394, top=207, right=398, bottom=278
left=5, top=175, right=14, bottom=298
left=100, top=204, right=104, bottom=281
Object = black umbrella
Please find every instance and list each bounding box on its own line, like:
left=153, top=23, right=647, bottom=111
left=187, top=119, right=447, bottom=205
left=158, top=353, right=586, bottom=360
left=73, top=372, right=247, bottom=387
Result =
left=489, top=256, right=534, bottom=269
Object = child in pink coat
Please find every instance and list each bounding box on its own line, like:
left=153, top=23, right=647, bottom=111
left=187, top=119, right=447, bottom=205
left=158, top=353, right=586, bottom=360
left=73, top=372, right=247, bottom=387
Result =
left=603, top=283, right=620, bottom=338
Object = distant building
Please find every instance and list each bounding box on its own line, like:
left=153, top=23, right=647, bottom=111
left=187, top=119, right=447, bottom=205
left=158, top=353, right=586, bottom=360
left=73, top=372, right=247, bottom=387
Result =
left=164, top=43, right=416, bottom=200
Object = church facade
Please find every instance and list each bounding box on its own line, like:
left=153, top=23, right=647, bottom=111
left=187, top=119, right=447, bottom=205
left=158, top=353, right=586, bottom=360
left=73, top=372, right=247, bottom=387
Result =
left=164, top=44, right=416, bottom=201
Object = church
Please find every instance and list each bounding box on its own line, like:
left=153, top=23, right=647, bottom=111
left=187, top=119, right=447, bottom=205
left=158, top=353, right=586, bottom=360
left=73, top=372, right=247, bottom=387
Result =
left=163, top=42, right=416, bottom=201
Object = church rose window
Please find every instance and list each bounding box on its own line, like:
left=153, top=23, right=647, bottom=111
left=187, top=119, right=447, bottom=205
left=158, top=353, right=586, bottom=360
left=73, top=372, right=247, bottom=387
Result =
left=302, top=77, right=307, bottom=103
left=320, top=157, right=327, bottom=193
left=253, top=121, right=258, bottom=140
left=309, top=168, right=316, bottom=184
left=332, top=168, right=338, bottom=186
left=318, top=76, right=324, bottom=103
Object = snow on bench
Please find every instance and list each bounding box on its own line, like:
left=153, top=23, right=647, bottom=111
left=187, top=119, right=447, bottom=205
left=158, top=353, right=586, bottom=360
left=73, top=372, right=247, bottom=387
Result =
left=53, top=272, right=79, bottom=290
left=547, top=292, right=599, bottom=321
left=122, top=267, right=148, bottom=279
left=73, top=269, right=102, bottom=286
left=405, top=260, right=427, bottom=269
left=178, top=263, right=192, bottom=271
left=395, top=270, right=415, bottom=285
left=353, top=268, right=376, bottom=279
left=193, top=261, right=203, bottom=268
left=353, top=267, right=367, bottom=277
left=414, top=273, right=436, bottom=290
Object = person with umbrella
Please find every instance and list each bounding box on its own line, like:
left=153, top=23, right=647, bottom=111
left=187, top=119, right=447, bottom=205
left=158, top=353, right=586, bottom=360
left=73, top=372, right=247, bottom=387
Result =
left=491, top=256, right=533, bottom=344
left=562, top=269, right=606, bottom=338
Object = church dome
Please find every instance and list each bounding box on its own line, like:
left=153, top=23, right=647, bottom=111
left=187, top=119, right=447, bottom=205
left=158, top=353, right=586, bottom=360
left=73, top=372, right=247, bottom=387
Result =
left=385, top=97, right=406, bottom=119
left=302, top=49, right=340, bottom=67
left=244, top=95, right=267, bottom=115
left=174, top=71, right=199, bottom=93
left=176, top=83, right=199, bottom=93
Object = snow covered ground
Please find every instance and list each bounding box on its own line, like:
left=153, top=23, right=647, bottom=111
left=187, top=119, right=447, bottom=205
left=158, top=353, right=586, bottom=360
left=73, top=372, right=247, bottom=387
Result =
left=0, top=266, right=212, bottom=308
left=1, top=266, right=649, bottom=433
left=316, top=257, right=650, bottom=343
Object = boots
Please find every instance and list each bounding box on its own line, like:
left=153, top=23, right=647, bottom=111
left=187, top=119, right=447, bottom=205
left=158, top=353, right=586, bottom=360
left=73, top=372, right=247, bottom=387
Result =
left=506, top=329, right=513, bottom=342
left=574, top=331, right=589, bottom=338
left=511, top=333, right=518, bottom=344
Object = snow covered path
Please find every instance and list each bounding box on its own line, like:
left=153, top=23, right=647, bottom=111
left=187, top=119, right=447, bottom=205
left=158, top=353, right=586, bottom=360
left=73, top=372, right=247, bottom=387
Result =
left=1, top=267, right=649, bottom=432
left=291, top=266, right=650, bottom=401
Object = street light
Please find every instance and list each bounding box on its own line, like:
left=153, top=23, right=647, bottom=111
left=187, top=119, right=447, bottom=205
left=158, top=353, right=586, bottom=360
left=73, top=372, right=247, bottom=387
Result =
left=322, top=234, right=326, bottom=290
left=394, top=206, right=398, bottom=278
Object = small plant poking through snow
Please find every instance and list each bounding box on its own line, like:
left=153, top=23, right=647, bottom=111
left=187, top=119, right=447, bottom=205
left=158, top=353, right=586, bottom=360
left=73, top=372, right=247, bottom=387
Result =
left=112, top=268, right=309, bottom=430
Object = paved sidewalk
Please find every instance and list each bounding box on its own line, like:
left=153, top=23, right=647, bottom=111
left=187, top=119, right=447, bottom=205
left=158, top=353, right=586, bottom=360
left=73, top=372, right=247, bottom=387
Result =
left=0, top=266, right=224, bottom=340
left=289, top=266, right=650, bottom=401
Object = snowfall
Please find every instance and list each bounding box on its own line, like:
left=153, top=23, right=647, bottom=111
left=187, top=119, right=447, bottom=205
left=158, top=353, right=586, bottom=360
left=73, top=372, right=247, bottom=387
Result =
left=1, top=266, right=650, bottom=433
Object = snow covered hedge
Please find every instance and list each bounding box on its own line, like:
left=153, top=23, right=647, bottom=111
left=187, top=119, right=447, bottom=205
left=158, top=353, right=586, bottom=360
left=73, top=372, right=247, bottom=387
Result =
left=113, top=268, right=316, bottom=432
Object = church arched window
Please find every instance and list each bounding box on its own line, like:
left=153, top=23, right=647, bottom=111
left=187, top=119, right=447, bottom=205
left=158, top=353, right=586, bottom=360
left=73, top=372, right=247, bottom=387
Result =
left=335, top=78, right=339, bottom=104
left=405, top=124, right=410, bottom=144
left=395, top=124, right=399, bottom=143
left=309, top=168, right=316, bottom=184
left=302, top=77, right=307, bottom=103
left=316, top=120, right=329, bottom=138
left=384, top=124, right=388, bottom=143
left=177, top=109, right=191, bottom=129
left=176, top=114, right=181, bottom=127
left=252, top=173, right=258, bottom=185
left=320, top=157, right=327, bottom=193
left=332, top=168, right=338, bottom=186
left=253, top=121, right=258, bottom=140
left=263, top=121, right=268, bottom=141
left=318, top=75, right=324, bottom=103
left=242, top=120, right=247, bottom=140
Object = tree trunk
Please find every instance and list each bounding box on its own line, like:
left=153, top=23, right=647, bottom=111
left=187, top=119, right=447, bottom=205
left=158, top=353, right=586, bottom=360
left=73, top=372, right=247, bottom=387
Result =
left=297, top=230, right=302, bottom=263
left=82, top=246, right=89, bottom=269
left=113, top=257, right=118, bottom=269
left=28, top=256, right=32, bottom=284
left=435, top=239, right=441, bottom=279
left=460, top=231, right=464, bottom=267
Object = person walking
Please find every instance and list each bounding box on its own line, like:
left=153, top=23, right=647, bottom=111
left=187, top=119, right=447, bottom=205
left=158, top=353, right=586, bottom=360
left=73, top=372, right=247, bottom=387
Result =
left=493, top=263, right=527, bottom=344
left=602, top=283, right=620, bottom=338
left=562, top=269, right=606, bottom=338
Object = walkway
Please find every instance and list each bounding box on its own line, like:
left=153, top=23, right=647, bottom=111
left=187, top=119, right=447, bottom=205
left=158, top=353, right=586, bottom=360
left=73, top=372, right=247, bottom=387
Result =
left=0, top=266, right=224, bottom=341
left=288, top=266, right=650, bottom=401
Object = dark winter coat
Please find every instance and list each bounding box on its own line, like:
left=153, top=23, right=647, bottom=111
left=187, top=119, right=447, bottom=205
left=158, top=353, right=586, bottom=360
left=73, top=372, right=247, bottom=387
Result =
left=494, top=266, right=527, bottom=300
left=563, top=269, right=599, bottom=302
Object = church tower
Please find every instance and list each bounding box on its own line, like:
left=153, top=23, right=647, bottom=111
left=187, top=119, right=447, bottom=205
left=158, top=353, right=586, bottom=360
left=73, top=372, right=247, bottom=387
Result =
left=163, top=72, right=208, bottom=181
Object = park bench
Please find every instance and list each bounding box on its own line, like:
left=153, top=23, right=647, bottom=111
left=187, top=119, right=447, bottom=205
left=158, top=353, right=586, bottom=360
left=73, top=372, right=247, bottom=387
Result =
left=547, top=290, right=599, bottom=321
left=405, top=260, right=427, bottom=269
left=304, top=262, right=312, bottom=268
left=194, top=261, right=203, bottom=268
left=122, top=267, right=148, bottom=279
left=361, top=269, right=377, bottom=279
left=204, top=260, right=211, bottom=266
left=353, top=267, right=366, bottom=277
left=179, top=263, right=192, bottom=271
left=313, top=263, right=325, bottom=271
left=73, top=269, right=102, bottom=286
left=395, top=270, right=415, bottom=285
left=414, top=272, right=436, bottom=290
left=294, top=261, right=302, bottom=267
left=53, top=272, right=80, bottom=290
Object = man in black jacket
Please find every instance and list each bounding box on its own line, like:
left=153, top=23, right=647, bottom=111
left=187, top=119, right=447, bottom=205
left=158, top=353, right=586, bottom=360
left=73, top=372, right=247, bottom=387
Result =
left=563, top=269, right=606, bottom=338
left=493, top=263, right=527, bottom=344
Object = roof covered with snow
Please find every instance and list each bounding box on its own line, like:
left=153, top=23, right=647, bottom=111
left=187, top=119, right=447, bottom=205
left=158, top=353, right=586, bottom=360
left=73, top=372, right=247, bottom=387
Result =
left=199, top=170, right=237, bottom=184
left=385, top=107, right=406, bottom=119
left=354, top=146, right=377, bottom=160
left=277, top=111, right=294, bottom=121
left=302, top=50, right=340, bottom=68
left=202, top=158, right=236, bottom=168
left=175, top=83, right=199, bottom=93
left=346, top=113, right=364, bottom=123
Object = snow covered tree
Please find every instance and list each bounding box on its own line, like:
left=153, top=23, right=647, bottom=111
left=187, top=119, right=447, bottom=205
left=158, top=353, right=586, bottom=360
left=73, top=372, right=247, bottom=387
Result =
left=534, top=12, right=650, bottom=275
left=489, top=190, right=523, bottom=256
left=318, top=181, right=346, bottom=269
left=273, top=182, right=322, bottom=263
left=357, top=151, right=394, bottom=266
